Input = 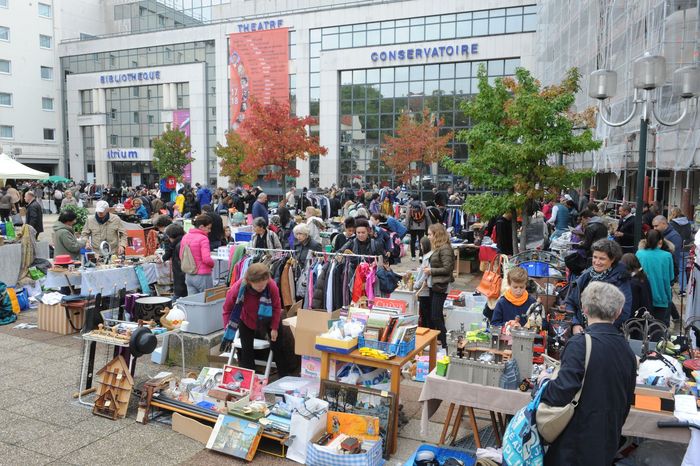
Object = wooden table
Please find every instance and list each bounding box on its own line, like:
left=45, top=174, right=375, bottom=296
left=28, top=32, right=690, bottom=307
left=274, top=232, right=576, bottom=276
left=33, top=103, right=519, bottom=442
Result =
left=319, top=328, right=440, bottom=455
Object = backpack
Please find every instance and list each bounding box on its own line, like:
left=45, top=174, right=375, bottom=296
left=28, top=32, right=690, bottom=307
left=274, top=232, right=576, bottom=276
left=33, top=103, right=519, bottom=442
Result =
left=180, top=243, right=197, bottom=274
left=388, top=231, right=405, bottom=260
left=502, top=380, right=546, bottom=466
left=410, top=202, right=425, bottom=223
left=427, top=206, right=442, bottom=224
left=54, top=189, right=63, bottom=200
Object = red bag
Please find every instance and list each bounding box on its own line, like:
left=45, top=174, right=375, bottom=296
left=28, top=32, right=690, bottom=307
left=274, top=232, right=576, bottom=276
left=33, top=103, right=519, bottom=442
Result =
left=476, top=256, right=503, bottom=299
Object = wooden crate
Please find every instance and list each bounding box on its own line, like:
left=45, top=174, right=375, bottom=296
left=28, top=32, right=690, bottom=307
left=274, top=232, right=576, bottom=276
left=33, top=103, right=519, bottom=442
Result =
left=37, top=303, right=85, bottom=335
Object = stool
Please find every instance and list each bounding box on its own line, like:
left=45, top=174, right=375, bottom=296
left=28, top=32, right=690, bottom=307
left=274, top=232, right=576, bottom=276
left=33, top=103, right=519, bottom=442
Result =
left=227, top=337, right=275, bottom=380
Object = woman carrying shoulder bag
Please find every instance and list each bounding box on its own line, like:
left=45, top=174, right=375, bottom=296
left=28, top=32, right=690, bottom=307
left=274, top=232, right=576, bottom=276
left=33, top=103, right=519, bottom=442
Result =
left=423, top=223, right=454, bottom=348
left=538, top=282, right=636, bottom=465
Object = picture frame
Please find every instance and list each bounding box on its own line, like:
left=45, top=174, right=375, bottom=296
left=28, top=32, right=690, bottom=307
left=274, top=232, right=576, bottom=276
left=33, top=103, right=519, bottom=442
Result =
left=363, top=327, right=381, bottom=341
left=206, top=414, right=263, bottom=461
left=220, top=365, right=255, bottom=395
left=319, top=380, right=397, bottom=459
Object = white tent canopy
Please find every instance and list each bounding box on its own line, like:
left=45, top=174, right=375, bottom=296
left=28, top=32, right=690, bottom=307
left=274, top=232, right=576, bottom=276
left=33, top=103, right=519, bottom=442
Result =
left=0, top=152, right=50, bottom=179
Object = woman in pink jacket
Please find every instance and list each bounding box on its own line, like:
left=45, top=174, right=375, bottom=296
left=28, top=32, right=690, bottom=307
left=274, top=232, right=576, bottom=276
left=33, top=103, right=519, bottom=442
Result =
left=180, top=214, right=215, bottom=295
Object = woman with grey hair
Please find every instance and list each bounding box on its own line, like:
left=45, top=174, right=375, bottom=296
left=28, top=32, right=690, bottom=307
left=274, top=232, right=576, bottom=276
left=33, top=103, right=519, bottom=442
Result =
left=564, top=238, right=632, bottom=333
left=540, top=281, right=637, bottom=465
left=252, top=217, right=282, bottom=250
left=293, top=223, right=322, bottom=264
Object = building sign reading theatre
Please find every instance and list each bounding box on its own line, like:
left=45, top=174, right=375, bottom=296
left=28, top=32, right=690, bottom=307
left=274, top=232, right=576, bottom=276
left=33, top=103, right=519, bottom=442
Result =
left=370, top=43, right=479, bottom=62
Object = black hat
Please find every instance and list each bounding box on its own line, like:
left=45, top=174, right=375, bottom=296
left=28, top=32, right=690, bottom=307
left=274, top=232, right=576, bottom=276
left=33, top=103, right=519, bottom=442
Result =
left=129, top=327, right=157, bottom=358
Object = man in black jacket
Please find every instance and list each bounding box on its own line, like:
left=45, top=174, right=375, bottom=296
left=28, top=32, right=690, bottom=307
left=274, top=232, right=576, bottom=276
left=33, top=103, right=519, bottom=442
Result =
left=576, top=210, right=609, bottom=258
left=201, top=204, right=224, bottom=250
left=24, top=191, right=43, bottom=239
left=614, top=204, right=636, bottom=253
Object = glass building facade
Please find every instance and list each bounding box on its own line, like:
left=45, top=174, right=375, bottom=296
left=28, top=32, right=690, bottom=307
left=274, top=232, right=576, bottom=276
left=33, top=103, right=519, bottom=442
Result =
left=61, top=41, right=217, bottom=185
left=309, top=5, right=535, bottom=189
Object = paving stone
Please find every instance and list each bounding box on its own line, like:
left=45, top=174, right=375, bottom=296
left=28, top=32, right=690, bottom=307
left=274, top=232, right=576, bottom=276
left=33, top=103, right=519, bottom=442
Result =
left=0, top=442, right=54, bottom=465
left=0, top=415, right=61, bottom=447
left=20, top=427, right=100, bottom=459
left=0, top=388, right=41, bottom=409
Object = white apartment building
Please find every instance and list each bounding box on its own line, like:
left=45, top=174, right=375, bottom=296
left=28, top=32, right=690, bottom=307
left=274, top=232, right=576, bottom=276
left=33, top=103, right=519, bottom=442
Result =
left=0, top=0, right=108, bottom=176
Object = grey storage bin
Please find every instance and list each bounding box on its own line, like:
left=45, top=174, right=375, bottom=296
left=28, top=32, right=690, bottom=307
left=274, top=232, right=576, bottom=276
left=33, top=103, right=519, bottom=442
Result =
left=176, top=291, right=225, bottom=335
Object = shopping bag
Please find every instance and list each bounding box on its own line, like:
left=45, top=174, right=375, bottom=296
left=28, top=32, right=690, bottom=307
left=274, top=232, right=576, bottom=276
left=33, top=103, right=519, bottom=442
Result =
left=502, top=381, right=546, bottom=466
left=286, top=397, right=328, bottom=464
left=476, top=256, right=503, bottom=299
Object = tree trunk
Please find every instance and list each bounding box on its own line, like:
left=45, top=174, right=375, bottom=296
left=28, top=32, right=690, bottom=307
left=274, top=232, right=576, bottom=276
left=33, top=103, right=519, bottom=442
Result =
left=519, top=210, right=529, bottom=253
left=511, top=209, right=520, bottom=255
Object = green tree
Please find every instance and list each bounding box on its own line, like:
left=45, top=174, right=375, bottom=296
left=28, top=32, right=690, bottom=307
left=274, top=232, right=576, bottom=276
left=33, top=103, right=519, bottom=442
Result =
left=444, top=66, right=600, bottom=253
left=215, top=131, right=256, bottom=186
left=152, top=124, right=193, bottom=182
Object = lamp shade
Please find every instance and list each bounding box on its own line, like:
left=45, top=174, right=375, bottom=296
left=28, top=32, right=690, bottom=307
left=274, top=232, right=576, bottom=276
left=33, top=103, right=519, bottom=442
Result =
left=633, top=54, right=666, bottom=90
left=588, top=69, right=617, bottom=100
left=673, top=65, right=700, bottom=98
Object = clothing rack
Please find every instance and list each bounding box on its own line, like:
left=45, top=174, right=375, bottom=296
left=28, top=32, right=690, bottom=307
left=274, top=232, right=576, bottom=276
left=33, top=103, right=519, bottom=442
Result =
left=311, top=250, right=384, bottom=265
left=245, top=247, right=296, bottom=253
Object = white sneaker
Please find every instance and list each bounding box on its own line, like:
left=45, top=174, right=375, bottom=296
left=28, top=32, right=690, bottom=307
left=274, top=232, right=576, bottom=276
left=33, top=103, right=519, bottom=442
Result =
left=411, top=257, right=416, bottom=261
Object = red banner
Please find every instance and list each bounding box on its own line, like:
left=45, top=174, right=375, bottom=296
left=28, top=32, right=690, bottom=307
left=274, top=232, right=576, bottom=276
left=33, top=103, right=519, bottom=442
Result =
left=228, top=28, right=289, bottom=128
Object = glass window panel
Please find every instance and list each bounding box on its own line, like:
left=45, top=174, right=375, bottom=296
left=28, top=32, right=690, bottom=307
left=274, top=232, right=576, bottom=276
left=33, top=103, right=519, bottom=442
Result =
left=381, top=20, right=394, bottom=29
left=380, top=83, right=394, bottom=98
left=426, top=15, right=439, bottom=24
left=367, top=22, right=380, bottom=30
left=339, top=25, right=352, bottom=33
left=506, top=15, right=522, bottom=33
left=366, top=98, right=379, bottom=114
left=489, top=16, right=505, bottom=34
left=439, top=91, right=455, bottom=107
left=353, top=31, right=366, bottom=47
left=310, top=87, right=320, bottom=99
left=380, top=68, right=394, bottom=82
left=380, top=98, right=393, bottom=113
left=380, top=28, right=393, bottom=45
left=380, top=114, right=394, bottom=128
left=507, top=7, right=524, bottom=15
left=395, top=27, right=409, bottom=43
left=441, top=14, right=456, bottom=22
left=339, top=33, right=352, bottom=48
left=524, top=5, right=537, bottom=14
left=409, top=66, right=423, bottom=81
left=439, top=63, right=455, bottom=79
left=395, top=19, right=409, bottom=27
left=322, top=34, right=338, bottom=49
left=367, top=29, right=380, bottom=45
left=310, top=42, right=321, bottom=57
left=409, top=81, right=423, bottom=94
left=310, top=29, right=321, bottom=42
left=440, top=22, right=455, bottom=39
left=456, top=20, right=473, bottom=37
left=439, top=112, right=454, bottom=127
left=425, top=64, right=439, bottom=80
left=425, top=23, right=440, bottom=40
left=470, top=77, right=480, bottom=91
left=439, top=79, right=455, bottom=94
left=455, top=62, right=470, bottom=77
left=395, top=82, right=408, bottom=97
left=410, top=24, right=424, bottom=41
left=366, top=69, right=380, bottom=83
left=455, top=78, right=470, bottom=94
left=310, top=73, right=320, bottom=87
left=472, top=19, right=489, bottom=36
left=353, top=69, right=366, bottom=84
left=523, top=14, right=537, bottom=30
left=310, top=58, right=320, bottom=72
left=410, top=17, right=424, bottom=26
left=489, top=60, right=504, bottom=76
left=490, top=9, right=506, bottom=17
left=353, top=86, right=366, bottom=99
left=353, top=23, right=366, bottom=32
left=323, top=26, right=339, bottom=35
left=504, top=58, right=520, bottom=75
left=424, top=80, right=439, bottom=96
left=395, top=66, right=409, bottom=81
left=473, top=10, right=488, bottom=19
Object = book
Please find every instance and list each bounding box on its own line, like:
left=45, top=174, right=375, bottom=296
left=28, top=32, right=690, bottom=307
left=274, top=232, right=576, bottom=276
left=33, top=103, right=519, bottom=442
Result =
left=402, top=325, right=418, bottom=343
left=389, top=326, right=406, bottom=345
left=380, top=317, right=398, bottom=342
left=206, top=414, right=263, bottom=461
left=327, top=411, right=380, bottom=441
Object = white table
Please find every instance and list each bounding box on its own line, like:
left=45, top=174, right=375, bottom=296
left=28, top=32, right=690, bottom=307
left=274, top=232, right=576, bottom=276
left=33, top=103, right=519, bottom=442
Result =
left=0, top=241, right=50, bottom=286
left=44, top=262, right=158, bottom=296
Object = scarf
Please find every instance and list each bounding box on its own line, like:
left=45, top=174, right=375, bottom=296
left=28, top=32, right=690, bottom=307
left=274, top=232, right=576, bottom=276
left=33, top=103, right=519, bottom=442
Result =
left=504, top=288, right=529, bottom=307
left=219, top=282, right=273, bottom=352
left=95, top=212, right=110, bottom=224
left=588, top=267, right=612, bottom=282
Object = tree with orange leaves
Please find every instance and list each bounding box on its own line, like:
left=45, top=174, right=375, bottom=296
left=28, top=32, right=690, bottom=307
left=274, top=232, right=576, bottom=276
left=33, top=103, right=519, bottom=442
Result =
left=444, top=66, right=600, bottom=253
left=381, top=107, right=453, bottom=197
left=232, top=99, right=327, bottom=192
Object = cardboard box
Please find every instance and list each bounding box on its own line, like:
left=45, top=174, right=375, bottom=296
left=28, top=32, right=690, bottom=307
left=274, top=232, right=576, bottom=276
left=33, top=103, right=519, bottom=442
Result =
left=295, top=309, right=340, bottom=358
left=314, top=336, right=358, bottom=354
left=634, top=385, right=675, bottom=413
left=172, top=412, right=213, bottom=444
left=38, top=303, right=85, bottom=335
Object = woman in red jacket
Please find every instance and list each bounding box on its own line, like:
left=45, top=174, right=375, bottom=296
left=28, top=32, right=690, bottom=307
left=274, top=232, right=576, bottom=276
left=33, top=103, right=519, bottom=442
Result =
left=221, top=263, right=288, bottom=377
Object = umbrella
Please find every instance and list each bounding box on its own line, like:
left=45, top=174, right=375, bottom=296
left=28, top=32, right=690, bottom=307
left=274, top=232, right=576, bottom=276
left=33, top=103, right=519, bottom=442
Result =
left=40, top=175, right=72, bottom=184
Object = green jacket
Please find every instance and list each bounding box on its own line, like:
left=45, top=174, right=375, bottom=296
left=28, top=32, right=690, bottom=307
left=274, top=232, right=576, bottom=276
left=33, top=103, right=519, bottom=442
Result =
left=52, top=221, right=85, bottom=260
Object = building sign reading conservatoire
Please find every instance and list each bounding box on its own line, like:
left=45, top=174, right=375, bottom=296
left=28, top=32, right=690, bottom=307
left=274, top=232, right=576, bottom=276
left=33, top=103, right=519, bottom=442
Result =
left=99, top=70, right=161, bottom=85
left=106, top=148, right=151, bottom=160
left=371, top=43, right=478, bottom=62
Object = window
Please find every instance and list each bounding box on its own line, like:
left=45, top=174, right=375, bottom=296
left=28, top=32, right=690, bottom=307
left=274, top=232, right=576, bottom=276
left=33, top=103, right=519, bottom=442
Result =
left=38, top=2, right=51, bottom=17
left=42, top=97, right=54, bottom=110
left=133, top=137, right=140, bottom=146
left=43, top=128, right=55, bottom=141
left=39, top=34, right=52, bottom=49
left=0, top=26, right=9, bottom=41
left=40, top=66, right=53, bottom=80
left=0, top=59, right=8, bottom=74
left=0, top=92, right=11, bottom=106
left=0, top=0, right=7, bottom=8
left=110, top=134, right=117, bottom=146
left=0, top=125, right=13, bottom=139
left=110, top=108, right=116, bottom=119
left=133, top=112, right=139, bottom=123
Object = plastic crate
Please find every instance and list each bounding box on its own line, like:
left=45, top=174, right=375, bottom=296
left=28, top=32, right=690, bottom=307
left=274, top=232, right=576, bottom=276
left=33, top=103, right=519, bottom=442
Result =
left=519, top=261, right=550, bottom=278
left=234, top=231, right=253, bottom=242
left=358, top=335, right=415, bottom=357
left=403, top=444, right=475, bottom=466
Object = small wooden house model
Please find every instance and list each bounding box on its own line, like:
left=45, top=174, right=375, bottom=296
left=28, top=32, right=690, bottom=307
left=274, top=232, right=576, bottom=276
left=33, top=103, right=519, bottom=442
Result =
left=95, top=355, right=134, bottom=419
left=93, top=389, right=120, bottom=420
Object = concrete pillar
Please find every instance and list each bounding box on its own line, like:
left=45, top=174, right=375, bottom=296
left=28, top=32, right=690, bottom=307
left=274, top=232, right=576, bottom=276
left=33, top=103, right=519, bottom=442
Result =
left=94, top=125, right=109, bottom=185
left=170, top=84, right=177, bottom=111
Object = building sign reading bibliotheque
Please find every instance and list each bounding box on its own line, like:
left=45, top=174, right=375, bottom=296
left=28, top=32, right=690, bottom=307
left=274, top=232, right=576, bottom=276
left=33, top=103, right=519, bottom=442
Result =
left=99, top=70, right=161, bottom=85
left=370, top=43, right=479, bottom=62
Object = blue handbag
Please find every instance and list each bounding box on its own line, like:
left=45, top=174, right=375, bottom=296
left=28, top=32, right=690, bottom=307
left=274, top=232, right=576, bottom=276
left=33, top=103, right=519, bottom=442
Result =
left=502, top=380, right=547, bottom=466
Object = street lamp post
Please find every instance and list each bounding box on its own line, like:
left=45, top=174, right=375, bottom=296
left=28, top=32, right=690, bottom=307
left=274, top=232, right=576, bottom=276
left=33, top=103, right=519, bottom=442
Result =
left=589, top=54, right=699, bottom=246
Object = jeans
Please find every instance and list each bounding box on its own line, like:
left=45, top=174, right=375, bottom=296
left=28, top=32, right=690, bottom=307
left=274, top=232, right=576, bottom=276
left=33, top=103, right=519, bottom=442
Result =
left=410, top=230, right=425, bottom=258
left=0, top=208, right=9, bottom=222
left=430, top=288, right=448, bottom=348
left=185, top=273, right=213, bottom=296
left=237, top=321, right=289, bottom=377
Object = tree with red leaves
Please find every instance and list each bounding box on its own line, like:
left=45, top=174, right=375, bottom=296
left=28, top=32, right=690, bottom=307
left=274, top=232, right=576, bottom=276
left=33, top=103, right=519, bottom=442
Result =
left=235, top=99, right=327, bottom=192
left=381, top=107, right=453, bottom=196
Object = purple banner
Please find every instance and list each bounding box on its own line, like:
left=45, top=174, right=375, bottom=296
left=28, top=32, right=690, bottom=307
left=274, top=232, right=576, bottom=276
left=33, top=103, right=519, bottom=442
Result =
left=172, top=109, right=192, bottom=184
